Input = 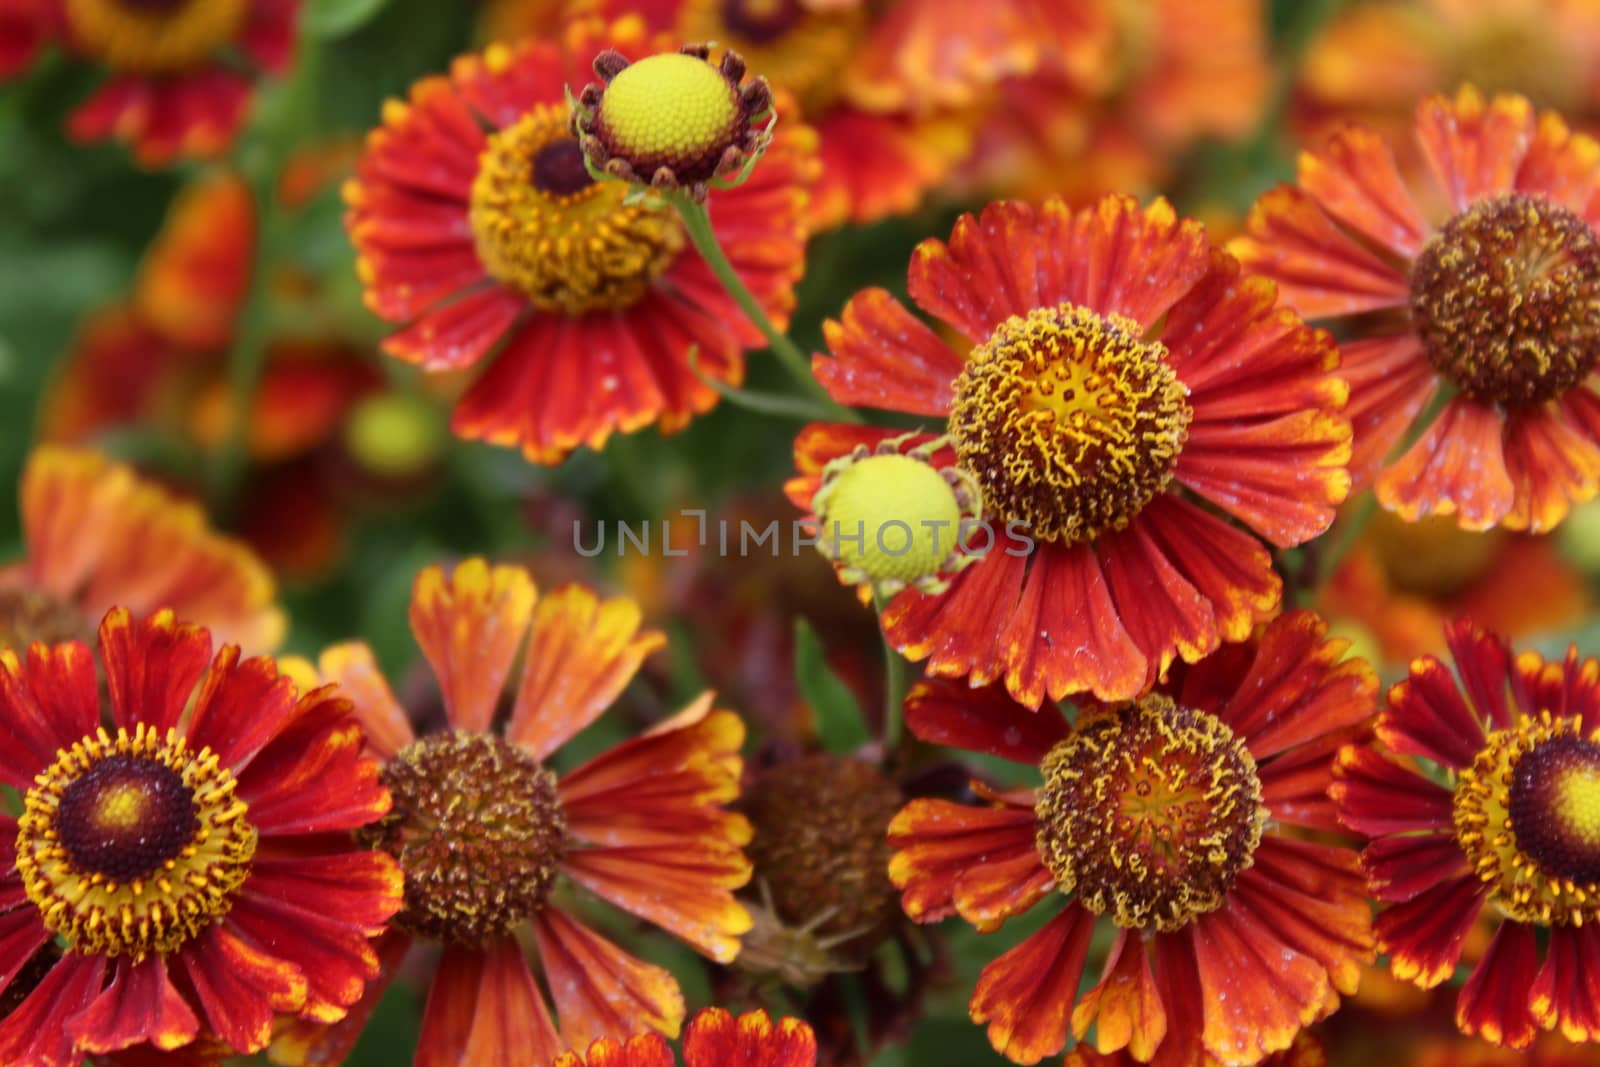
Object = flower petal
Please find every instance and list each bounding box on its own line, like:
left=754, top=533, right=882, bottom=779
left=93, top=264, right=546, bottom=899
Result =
left=887, top=796, right=1044, bottom=929
left=409, top=558, right=536, bottom=734
left=0, top=954, right=104, bottom=1067
left=560, top=844, right=752, bottom=963
left=316, top=641, right=414, bottom=759
left=1377, top=397, right=1514, bottom=530
left=532, top=907, right=685, bottom=1052
left=970, top=905, right=1097, bottom=1064
left=902, top=678, right=1069, bottom=764
left=1070, top=931, right=1166, bottom=1060
left=67, top=955, right=197, bottom=1054
left=184, top=645, right=297, bottom=770
left=1417, top=86, right=1535, bottom=213
left=178, top=922, right=307, bottom=1054
left=1299, top=124, right=1428, bottom=260
left=99, top=608, right=211, bottom=736
left=1531, top=922, right=1600, bottom=1042
left=1376, top=871, right=1490, bottom=988
left=1332, top=744, right=1455, bottom=837
left=681, top=1007, right=817, bottom=1067
left=1455, top=920, right=1540, bottom=1049
left=815, top=287, right=962, bottom=415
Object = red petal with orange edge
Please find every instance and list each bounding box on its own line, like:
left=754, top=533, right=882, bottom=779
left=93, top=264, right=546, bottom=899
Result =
left=1376, top=871, right=1489, bottom=987
left=1189, top=899, right=1332, bottom=1063
left=178, top=922, right=306, bottom=1054
left=903, top=678, right=1069, bottom=763
left=952, top=840, right=1056, bottom=935
left=1005, top=542, right=1148, bottom=705
left=815, top=288, right=961, bottom=415
left=1137, top=495, right=1281, bottom=644
left=1363, top=832, right=1470, bottom=902
left=100, top=607, right=212, bottom=735
left=1502, top=406, right=1600, bottom=532
left=1455, top=920, right=1539, bottom=1048
left=16, top=639, right=99, bottom=753
left=560, top=844, right=752, bottom=963
left=682, top=1007, right=817, bottom=1067
left=1262, top=728, right=1375, bottom=832
left=1148, top=930, right=1205, bottom=1067
left=1099, top=519, right=1218, bottom=680
left=270, top=931, right=412, bottom=1067
left=316, top=641, right=414, bottom=758
left=1337, top=334, right=1436, bottom=485
left=184, top=645, right=297, bottom=769
left=382, top=286, right=523, bottom=372
left=0, top=953, right=103, bottom=1067
left=409, top=558, right=535, bottom=734
left=1379, top=393, right=1515, bottom=530
left=1531, top=923, right=1600, bottom=1042
left=1230, top=185, right=1412, bottom=318
left=0, top=907, right=50, bottom=992
left=1379, top=653, right=1489, bottom=769
left=532, top=907, right=685, bottom=1052
left=1331, top=744, right=1455, bottom=836
left=0, top=650, right=80, bottom=788
left=460, top=936, right=564, bottom=1067
left=1416, top=87, right=1533, bottom=212
left=1071, top=931, right=1166, bottom=1060
left=1229, top=866, right=1373, bottom=997
left=68, top=955, right=197, bottom=1054
left=1299, top=125, right=1428, bottom=258
left=1510, top=643, right=1600, bottom=722
left=233, top=689, right=391, bottom=835
left=884, top=548, right=1028, bottom=690
left=507, top=584, right=663, bottom=762
left=1446, top=618, right=1523, bottom=723
left=970, top=905, right=1097, bottom=1064
left=886, top=797, right=1041, bottom=926
left=561, top=1033, right=675, bottom=1067
left=811, top=107, right=960, bottom=229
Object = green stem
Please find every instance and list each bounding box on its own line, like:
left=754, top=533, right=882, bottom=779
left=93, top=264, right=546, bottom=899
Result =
left=874, top=589, right=908, bottom=753
left=669, top=192, right=861, bottom=423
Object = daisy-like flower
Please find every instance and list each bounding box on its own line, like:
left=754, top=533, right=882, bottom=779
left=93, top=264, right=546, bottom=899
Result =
left=887, top=610, right=1376, bottom=1065
left=0, top=607, right=402, bottom=1065
left=345, top=15, right=816, bottom=464
left=271, top=558, right=753, bottom=1066
left=786, top=194, right=1351, bottom=707
left=552, top=1006, right=816, bottom=1067
left=1333, top=618, right=1600, bottom=1048
left=1233, top=85, right=1600, bottom=532
left=1, top=0, right=299, bottom=165
left=0, top=446, right=285, bottom=654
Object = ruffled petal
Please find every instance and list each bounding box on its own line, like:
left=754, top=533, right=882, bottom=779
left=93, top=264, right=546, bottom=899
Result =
left=1335, top=333, right=1437, bottom=485
left=1376, top=871, right=1490, bottom=987
left=67, top=955, right=197, bottom=1054
left=0, top=953, right=104, bottom=1067
left=183, top=644, right=297, bottom=770
left=902, top=678, right=1069, bottom=763
left=381, top=285, right=523, bottom=372
left=1332, top=744, right=1456, bottom=837
left=315, top=641, right=414, bottom=759
left=1378, top=652, right=1490, bottom=769
left=970, top=905, right=1098, bottom=1064
left=1362, top=832, right=1472, bottom=903
left=1098, top=518, right=1219, bottom=681
left=882, top=549, right=1029, bottom=696
left=175, top=922, right=306, bottom=1054
left=1005, top=542, right=1147, bottom=705
left=886, top=795, right=1044, bottom=929
left=1531, top=922, right=1600, bottom=1042
left=1501, top=405, right=1600, bottom=532
left=99, top=608, right=211, bottom=736
left=1136, top=494, right=1282, bottom=645
left=1515, top=110, right=1600, bottom=213
left=1417, top=86, right=1535, bottom=213
left=1298, top=124, right=1428, bottom=260
left=560, top=844, right=752, bottom=963
left=270, top=931, right=413, bottom=1067
left=532, top=907, right=685, bottom=1052
left=815, top=288, right=962, bottom=415
left=1455, top=920, right=1540, bottom=1048
left=1377, top=397, right=1514, bottom=530
left=1070, top=932, right=1166, bottom=1060
left=681, top=1007, right=817, bottom=1067
left=408, top=558, right=535, bottom=734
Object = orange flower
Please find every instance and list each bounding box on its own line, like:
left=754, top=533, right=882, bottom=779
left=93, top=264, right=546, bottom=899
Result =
left=345, top=16, right=816, bottom=463
left=271, top=558, right=753, bottom=1066
left=787, top=194, right=1350, bottom=708
left=0, top=607, right=401, bottom=1064
left=1233, top=85, right=1600, bottom=532
left=552, top=1007, right=816, bottom=1067
left=0, top=0, right=300, bottom=165
left=0, top=446, right=285, bottom=653
left=887, top=611, right=1376, bottom=1065
left=1333, top=619, right=1600, bottom=1049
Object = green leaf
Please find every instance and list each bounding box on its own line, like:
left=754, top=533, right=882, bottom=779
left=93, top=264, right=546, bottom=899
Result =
left=793, top=618, right=869, bottom=753
left=303, top=0, right=390, bottom=38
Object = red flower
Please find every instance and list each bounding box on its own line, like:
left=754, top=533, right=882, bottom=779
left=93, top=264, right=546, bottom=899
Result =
left=552, top=1006, right=816, bottom=1067
left=272, top=558, right=753, bottom=1066
left=787, top=194, right=1351, bottom=707
left=345, top=16, right=816, bottom=464
left=1333, top=618, right=1600, bottom=1048
left=2, top=0, right=299, bottom=165
left=0, top=608, right=401, bottom=1065
left=1234, top=85, right=1600, bottom=532
left=888, top=610, right=1376, bottom=1065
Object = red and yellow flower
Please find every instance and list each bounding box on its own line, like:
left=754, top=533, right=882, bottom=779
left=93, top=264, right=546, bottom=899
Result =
left=1, top=446, right=285, bottom=654
left=345, top=16, right=816, bottom=464
left=0, top=0, right=300, bottom=165
left=1333, top=618, right=1600, bottom=1048
left=787, top=194, right=1350, bottom=708
left=887, top=610, right=1376, bottom=1065
left=0, top=607, right=402, bottom=1064
left=1234, top=86, right=1600, bottom=532
left=552, top=1006, right=816, bottom=1067
left=271, top=558, right=753, bottom=1066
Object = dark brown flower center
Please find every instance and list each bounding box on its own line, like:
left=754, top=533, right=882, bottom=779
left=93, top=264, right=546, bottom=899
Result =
left=531, top=139, right=594, bottom=197
left=721, top=0, right=804, bottom=43
left=56, top=755, right=199, bottom=883
left=365, top=731, right=567, bottom=944
left=1509, top=733, right=1600, bottom=885
left=1035, top=695, right=1265, bottom=932
left=1410, top=193, right=1600, bottom=407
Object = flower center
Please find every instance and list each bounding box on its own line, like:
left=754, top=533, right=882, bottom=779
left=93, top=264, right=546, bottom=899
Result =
left=680, top=0, right=865, bottom=113
left=1456, top=716, right=1600, bottom=925
left=949, top=304, right=1191, bottom=545
left=1409, top=193, right=1600, bottom=407
left=0, top=587, right=87, bottom=653
left=363, top=731, right=566, bottom=944
left=1034, top=695, right=1265, bottom=932
left=63, top=0, right=249, bottom=73
left=16, top=725, right=256, bottom=958
left=469, top=105, right=685, bottom=316
left=592, top=51, right=742, bottom=183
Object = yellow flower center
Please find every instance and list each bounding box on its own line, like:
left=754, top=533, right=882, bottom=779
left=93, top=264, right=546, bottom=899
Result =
left=949, top=304, right=1191, bottom=545
left=678, top=0, right=866, bottom=114
left=63, top=0, right=248, bottom=74
left=16, top=725, right=256, bottom=959
left=363, top=732, right=567, bottom=944
left=1035, top=695, right=1266, bottom=932
left=468, top=105, right=685, bottom=315
left=1410, top=193, right=1600, bottom=408
left=813, top=453, right=968, bottom=586
left=0, top=587, right=87, bottom=653
left=595, top=52, right=742, bottom=181
left=1456, top=715, right=1600, bottom=925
